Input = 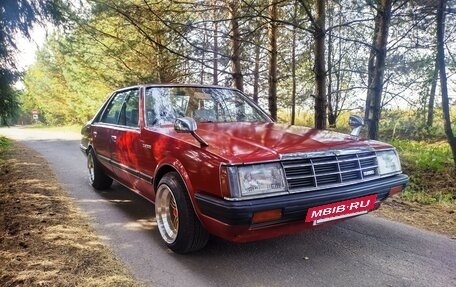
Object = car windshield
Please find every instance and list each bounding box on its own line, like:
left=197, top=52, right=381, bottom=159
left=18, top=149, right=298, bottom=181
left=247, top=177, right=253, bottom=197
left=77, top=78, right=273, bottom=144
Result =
left=144, top=86, right=271, bottom=126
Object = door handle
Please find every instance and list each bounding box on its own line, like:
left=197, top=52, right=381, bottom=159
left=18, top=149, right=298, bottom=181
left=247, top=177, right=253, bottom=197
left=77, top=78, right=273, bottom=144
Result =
left=111, top=135, right=117, bottom=142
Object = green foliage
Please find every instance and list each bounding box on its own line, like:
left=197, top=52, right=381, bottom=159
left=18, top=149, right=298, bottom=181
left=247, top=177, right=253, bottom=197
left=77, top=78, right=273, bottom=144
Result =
left=277, top=109, right=356, bottom=132
left=20, top=0, right=190, bottom=126
left=379, top=109, right=451, bottom=141
left=391, top=139, right=455, bottom=204
left=0, top=136, right=11, bottom=159
left=400, top=188, right=454, bottom=205
left=21, top=33, right=120, bottom=125
left=0, top=0, right=66, bottom=126
left=277, top=108, right=314, bottom=126
left=392, top=139, right=452, bottom=171
left=0, top=69, right=20, bottom=126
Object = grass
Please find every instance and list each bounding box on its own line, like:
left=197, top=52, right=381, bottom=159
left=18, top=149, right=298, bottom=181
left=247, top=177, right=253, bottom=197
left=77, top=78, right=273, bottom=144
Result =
left=390, top=139, right=455, bottom=205
left=400, top=189, right=454, bottom=205
left=0, top=136, right=11, bottom=162
left=392, top=139, right=453, bottom=172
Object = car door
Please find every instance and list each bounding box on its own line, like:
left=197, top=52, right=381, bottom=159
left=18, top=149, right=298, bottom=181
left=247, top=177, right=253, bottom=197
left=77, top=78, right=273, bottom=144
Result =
left=109, top=89, right=144, bottom=190
left=135, top=86, right=177, bottom=200
left=91, top=91, right=128, bottom=175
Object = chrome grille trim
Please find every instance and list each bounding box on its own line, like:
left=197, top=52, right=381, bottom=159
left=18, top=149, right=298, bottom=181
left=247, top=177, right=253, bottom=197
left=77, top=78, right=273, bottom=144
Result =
left=281, top=150, right=379, bottom=192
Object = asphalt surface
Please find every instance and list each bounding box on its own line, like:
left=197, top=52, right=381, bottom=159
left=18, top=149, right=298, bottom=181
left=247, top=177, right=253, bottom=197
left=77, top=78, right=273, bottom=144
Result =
left=1, top=126, right=455, bottom=287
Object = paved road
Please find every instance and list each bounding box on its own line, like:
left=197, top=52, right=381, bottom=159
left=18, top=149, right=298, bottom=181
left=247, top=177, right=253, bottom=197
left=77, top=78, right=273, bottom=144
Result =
left=1, top=126, right=455, bottom=287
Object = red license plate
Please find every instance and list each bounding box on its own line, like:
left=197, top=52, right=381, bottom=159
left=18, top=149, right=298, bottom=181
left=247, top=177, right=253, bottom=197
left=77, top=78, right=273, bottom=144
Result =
left=305, top=194, right=377, bottom=224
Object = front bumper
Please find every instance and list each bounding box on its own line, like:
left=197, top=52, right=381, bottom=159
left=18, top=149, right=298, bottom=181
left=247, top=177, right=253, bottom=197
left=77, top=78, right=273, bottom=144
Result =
left=196, top=174, right=409, bottom=226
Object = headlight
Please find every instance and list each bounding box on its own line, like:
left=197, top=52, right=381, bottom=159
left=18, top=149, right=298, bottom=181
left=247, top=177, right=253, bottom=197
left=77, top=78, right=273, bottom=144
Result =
left=227, top=163, right=286, bottom=198
left=376, top=150, right=402, bottom=175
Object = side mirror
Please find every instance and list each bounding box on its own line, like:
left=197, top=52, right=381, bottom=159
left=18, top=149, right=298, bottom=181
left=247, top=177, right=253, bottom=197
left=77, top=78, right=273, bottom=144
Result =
left=174, top=117, right=197, bottom=133
left=348, top=115, right=364, bottom=138
left=174, top=117, right=208, bottom=147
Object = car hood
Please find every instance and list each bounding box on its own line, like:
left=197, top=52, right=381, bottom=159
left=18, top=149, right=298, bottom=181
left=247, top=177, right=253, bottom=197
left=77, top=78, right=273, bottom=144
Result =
left=179, top=122, right=391, bottom=163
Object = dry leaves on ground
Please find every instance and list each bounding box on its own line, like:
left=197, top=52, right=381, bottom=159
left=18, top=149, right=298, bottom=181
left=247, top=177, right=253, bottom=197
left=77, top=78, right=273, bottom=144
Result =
left=0, top=141, right=141, bottom=287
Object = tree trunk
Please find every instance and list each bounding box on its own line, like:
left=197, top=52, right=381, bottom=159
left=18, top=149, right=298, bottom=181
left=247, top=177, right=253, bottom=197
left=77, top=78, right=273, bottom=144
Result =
left=365, top=45, right=376, bottom=124
left=327, top=5, right=334, bottom=128
left=334, top=15, right=343, bottom=129
left=268, top=0, right=278, bottom=121
left=213, top=6, right=219, bottom=85
left=253, top=32, right=261, bottom=104
left=436, top=0, right=456, bottom=165
left=228, top=1, right=243, bottom=91
left=200, top=21, right=207, bottom=84
left=291, top=0, right=297, bottom=125
left=329, top=3, right=343, bottom=128
left=313, top=0, right=327, bottom=129
left=365, top=0, right=392, bottom=140
left=426, top=57, right=438, bottom=128
left=155, top=34, right=165, bottom=83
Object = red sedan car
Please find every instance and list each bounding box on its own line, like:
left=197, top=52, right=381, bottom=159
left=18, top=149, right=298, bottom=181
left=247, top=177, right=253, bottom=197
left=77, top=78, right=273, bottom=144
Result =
left=80, top=84, right=408, bottom=253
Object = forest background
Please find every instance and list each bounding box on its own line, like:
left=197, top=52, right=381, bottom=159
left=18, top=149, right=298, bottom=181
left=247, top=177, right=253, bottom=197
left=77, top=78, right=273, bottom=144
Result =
left=0, top=0, right=455, bottom=204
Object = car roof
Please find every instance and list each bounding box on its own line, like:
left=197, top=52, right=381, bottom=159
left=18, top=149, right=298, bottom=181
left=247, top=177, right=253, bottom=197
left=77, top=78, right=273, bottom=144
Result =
left=114, top=84, right=240, bottom=93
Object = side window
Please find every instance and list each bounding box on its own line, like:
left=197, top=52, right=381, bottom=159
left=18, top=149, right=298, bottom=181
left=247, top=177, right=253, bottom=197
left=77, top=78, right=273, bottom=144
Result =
left=100, top=92, right=127, bottom=124
left=123, top=90, right=140, bottom=128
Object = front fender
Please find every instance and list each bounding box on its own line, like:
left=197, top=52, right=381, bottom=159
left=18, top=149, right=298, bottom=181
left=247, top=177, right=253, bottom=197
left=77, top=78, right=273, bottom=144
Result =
left=154, top=157, right=194, bottom=194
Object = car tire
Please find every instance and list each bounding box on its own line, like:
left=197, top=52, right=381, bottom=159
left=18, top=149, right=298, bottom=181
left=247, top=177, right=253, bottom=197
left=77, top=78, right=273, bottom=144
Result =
left=87, top=149, right=113, bottom=190
left=155, top=172, right=209, bottom=254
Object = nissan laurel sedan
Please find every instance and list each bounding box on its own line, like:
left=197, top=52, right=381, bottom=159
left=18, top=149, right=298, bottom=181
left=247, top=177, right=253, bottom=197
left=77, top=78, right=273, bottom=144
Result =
left=80, top=84, right=409, bottom=254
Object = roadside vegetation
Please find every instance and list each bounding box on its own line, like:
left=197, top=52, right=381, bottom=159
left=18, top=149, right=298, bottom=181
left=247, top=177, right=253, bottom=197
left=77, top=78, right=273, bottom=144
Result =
left=374, top=136, right=455, bottom=237
left=379, top=109, right=455, bottom=206
left=0, top=136, right=9, bottom=153
left=394, top=140, right=454, bottom=203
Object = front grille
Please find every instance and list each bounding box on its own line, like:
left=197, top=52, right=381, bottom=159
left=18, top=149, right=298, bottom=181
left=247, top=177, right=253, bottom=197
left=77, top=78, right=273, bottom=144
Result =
left=282, top=151, right=378, bottom=191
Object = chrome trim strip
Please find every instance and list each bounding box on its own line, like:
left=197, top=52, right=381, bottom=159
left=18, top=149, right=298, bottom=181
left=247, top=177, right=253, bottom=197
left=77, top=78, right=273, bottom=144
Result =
left=96, top=152, right=153, bottom=183
left=282, top=155, right=377, bottom=168
left=110, top=160, right=154, bottom=183
left=279, top=147, right=376, bottom=160
left=97, top=153, right=111, bottom=165
left=221, top=158, right=282, bottom=167
left=220, top=148, right=385, bottom=167
left=91, top=123, right=141, bottom=132
left=285, top=166, right=378, bottom=179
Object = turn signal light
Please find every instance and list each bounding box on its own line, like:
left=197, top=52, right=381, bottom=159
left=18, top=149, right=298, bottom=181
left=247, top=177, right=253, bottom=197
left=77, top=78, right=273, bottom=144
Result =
left=252, top=209, right=282, bottom=224
left=389, top=185, right=403, bottom=196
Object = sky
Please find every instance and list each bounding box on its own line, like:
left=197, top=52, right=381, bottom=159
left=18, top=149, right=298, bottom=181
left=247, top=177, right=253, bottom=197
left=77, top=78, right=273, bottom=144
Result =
left=13, top=25, right=49, bottom=89
left=14, top=25, right=48, bottom=71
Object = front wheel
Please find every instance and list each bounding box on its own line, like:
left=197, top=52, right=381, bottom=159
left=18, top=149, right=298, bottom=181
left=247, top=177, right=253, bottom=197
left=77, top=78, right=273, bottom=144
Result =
left=87, top=149, right=113, bottom=190
left=155, top=172, right=209, bottom=254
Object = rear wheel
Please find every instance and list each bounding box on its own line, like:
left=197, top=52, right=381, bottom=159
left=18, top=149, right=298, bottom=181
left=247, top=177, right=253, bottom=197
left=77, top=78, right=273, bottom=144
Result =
left=155, top=172, right=209, bottom=254
left=87, top=149, right=113, bottom=190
